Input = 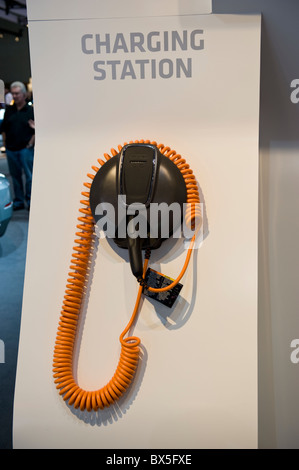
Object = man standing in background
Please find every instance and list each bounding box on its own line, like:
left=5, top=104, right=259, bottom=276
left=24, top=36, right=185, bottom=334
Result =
left=1, top=81, right=34, bottom=210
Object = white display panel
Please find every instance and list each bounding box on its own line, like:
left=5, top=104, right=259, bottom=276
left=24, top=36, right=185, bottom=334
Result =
left=13, top=4, right=261, bottom=449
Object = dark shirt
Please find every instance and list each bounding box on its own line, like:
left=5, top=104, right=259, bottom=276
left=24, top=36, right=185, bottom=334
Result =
left=1, top=103, right=34, bottom=151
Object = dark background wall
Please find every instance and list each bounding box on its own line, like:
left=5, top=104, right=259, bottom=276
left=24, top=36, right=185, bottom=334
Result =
left=213, top=0, right=299, bottom=144
left=0, top=17, right=31, bottom=86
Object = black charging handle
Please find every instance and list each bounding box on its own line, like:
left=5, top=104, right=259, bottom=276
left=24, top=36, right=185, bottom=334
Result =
left=89, top=143, right=187, bottom=280
left=119, top=144, right=157, bottom=278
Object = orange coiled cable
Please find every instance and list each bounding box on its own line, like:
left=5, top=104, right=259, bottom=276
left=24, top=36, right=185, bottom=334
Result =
left=53, top=140, right=201, bottom=411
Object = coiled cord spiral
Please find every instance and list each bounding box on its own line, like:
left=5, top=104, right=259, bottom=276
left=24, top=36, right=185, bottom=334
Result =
left=53, top=140, right=201, bottom=411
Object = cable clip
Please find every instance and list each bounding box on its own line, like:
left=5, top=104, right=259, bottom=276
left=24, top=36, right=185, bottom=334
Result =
left=137, top=276, right=148, bottom=289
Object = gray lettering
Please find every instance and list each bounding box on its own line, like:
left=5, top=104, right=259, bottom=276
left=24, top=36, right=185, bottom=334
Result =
left=130, top=32, right=145, bottom=52
left=113, top=33, right=129, bottom=53
left=163, top=31, right=169, bottom=51
left=172, top=30, right=187, bottom=51
left=121, top=60, right=137, bottom=80
left=94, top=61, right=106, bottom=80
left=136, top=59, right=150, bottom=79
left=151, top=59, right=157, bottom=79
left=191, top=29, right=204, bottom=50
left=95, top=33, right=111, bottom=53
left=107, top=60, right=121, bottom=79
left=83, top=29, right=204, bottom=56
left=176, top=58, right=192, bottom=78
left=81, top=34, right=94, bottom=54
left=147, top=31, right=161, bottom=52
left=159, top=59, right=173, bottom=79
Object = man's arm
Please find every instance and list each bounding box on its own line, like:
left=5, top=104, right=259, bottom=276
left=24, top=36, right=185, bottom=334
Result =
left=26, top=134, right=35, bottom=148
left=27, top=115, right=35, bottom=148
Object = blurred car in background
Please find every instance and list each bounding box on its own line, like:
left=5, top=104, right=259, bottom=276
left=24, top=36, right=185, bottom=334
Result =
left=0, top=108, right=4, bottom=151
left=0, top=173, right=13, bottom=236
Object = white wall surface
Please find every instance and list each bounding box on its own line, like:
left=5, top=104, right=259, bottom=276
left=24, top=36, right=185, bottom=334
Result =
left=27, top=0, right=212, bottom=20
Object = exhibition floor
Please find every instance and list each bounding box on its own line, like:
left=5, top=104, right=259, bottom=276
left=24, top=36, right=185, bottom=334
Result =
left=0, top=154, right=29, bottom=449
